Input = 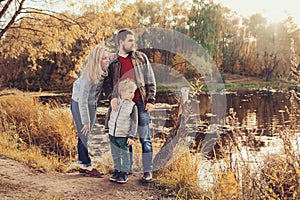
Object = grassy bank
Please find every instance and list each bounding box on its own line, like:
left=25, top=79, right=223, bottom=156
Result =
left=153, top=132, right=300, bottom=199
left=156, top=74, right=298, bottom=95
left=222, top=73, right=298, bottom=91
left=0, top=89, right=77, bottom=172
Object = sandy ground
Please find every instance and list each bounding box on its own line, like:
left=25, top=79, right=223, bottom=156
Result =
left=0, top=156, right=165, bottom=200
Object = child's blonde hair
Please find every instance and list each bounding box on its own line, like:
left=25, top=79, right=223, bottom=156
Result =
left=118, top=78, right=137, bottom=94
left=81, top=45, right=108, bottom=84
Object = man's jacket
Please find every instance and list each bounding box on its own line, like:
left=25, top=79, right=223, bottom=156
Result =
left=104, top=51, right=156, bottom=105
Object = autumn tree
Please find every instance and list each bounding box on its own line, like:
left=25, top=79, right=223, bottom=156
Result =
left=242, top=14, right=293, bottom=81
left=218, top=8, right=242, bottom=74
left=188, top=0, right=228, bottom=77
left=134, top=0, right=194, bottom=80
left=0, top=0, right=139, bottom=90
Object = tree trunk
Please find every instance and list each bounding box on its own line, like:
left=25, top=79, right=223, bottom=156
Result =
left=153, top=101, right=189, bottom=171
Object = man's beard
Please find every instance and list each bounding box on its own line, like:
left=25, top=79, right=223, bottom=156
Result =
left=123, top=46, right=133, bottom=54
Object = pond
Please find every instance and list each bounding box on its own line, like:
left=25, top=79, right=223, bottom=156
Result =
left=38, top=89, right=300, bottom=188
left=152, top=89, right=300, bottom=155
left=153, top=88, right=299, bottom=130
left=197, top=89, right=296, bottom=134
left=39, top=89, right=299, bottom=138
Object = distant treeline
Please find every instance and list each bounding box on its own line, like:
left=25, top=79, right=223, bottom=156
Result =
left=1, top=0, right=299, bottom=91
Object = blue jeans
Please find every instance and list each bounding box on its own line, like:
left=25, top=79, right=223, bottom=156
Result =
left=70, top=100, right=97, bottom=167
left=109, top=135, right=131, bottom=173
left=130, top=102, right=153, bottom=172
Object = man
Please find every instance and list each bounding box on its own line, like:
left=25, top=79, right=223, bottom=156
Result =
left=104, top=29, right=156, bottom=182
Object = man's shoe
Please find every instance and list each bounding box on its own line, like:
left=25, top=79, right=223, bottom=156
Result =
left=117, top=172, right=128, bottom=184
left=142, top=172, right=152, bottom=182
left=109, top=170, right=120, bottom=182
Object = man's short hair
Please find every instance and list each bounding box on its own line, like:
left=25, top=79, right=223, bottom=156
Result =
left=117, top=29, right=134, bottom=45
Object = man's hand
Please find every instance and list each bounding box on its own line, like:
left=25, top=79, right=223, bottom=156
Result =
left=127, top=138, right=134, bottom=146
left=145, top=103, right=154, bottom=112
left=81, top=124, right=90, bottom=135
left=111, top=98, right=119, bottom=112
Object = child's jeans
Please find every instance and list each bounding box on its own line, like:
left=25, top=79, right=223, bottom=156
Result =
left=109, top=135, right=130, bottom=173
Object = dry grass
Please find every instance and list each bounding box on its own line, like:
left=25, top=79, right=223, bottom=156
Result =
left=152, top=104, right=300, bottom=199
left=259, top=131, right=300, bottom=199
left=154, top=142, right=203, bottom=199
left=0, top=89, right=76, bottom=172
left=0, top=127, right=66, bottom=172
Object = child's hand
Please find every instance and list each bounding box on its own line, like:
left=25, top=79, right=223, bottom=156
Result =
left=105, top=133, right=109, bottom=142
left=127, top=138, right=134, bottom=146
left=109, top=53, right=116, bottom=60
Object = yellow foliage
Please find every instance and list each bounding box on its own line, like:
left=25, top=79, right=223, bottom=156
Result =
left=261, top=153, right=300, bottom=199
left=213, top=170, right=239, bottom=200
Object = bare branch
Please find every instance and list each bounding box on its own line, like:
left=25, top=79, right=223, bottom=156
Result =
left=20, top=10, right=71, bottom=29
left=10, top=25, right=51, bottom=36
left=22, top=7, right=82, bottom=28
left=0, top=0, right=25, bottom=39
left=14, top=16, right=41, bottom=23
left=1, top=1, right=83, bottom=39
left=0, top=0, right=13, bottom=19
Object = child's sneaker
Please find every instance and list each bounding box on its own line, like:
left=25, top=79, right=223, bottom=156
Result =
left=142, top=172, right=152, bottom=182
left=109, top=170, right=120, bottom=182
left=117, top=172, right=128, bottom=184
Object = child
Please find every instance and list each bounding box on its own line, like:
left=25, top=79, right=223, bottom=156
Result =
left=105, top=78, right=138, bottom=184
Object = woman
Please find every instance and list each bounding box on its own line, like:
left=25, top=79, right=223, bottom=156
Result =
left=71, top=45, right=110, bottom=177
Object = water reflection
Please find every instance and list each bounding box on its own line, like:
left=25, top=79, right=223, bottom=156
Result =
left=38, top=89, right=299, bottom=134
left=153, top=89, right=300, bottom=156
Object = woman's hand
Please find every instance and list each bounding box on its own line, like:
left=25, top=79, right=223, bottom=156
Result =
left=81, top=124, right=90, bottom=135
left=111, top=98, right=119, bottom=112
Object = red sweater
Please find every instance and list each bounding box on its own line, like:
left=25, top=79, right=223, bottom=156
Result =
left=118, top=55, right=141, bottom=103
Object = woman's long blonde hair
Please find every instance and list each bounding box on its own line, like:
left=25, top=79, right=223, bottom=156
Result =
left=81, top=45, right=108, bottom=84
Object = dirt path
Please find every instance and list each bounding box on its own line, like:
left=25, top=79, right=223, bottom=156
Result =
left=0, top=156, right=164, bottom=200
